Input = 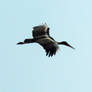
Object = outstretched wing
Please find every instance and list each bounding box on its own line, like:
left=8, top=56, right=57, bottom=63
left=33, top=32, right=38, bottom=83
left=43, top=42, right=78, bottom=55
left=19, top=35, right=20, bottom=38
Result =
left=37, top=37, right=59, bottom=57
left=32, top=24, right=50, bottom=38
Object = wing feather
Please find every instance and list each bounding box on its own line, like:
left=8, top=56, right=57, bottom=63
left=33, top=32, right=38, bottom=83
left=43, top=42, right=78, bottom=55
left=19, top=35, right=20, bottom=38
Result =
left=32, top=24, right=50, bottom=38
left=36, top=38, right=59, bottom=57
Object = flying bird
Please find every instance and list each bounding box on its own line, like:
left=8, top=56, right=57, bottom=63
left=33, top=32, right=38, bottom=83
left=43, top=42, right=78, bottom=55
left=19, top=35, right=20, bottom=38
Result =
left=17, top=23, right=75, bottom=57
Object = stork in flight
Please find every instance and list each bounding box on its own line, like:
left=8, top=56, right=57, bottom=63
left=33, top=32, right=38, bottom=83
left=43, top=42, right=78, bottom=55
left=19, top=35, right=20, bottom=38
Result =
left=17, top=23, right=75, bottom=57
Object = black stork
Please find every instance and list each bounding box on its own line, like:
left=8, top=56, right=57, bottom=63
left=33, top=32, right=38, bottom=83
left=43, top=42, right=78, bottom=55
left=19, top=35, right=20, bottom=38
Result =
left=17, top=23, right=75, bottom=57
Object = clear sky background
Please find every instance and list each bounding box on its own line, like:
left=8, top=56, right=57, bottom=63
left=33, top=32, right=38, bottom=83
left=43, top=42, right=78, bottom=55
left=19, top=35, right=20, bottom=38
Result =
left=0, top=0, right=92, bottom=92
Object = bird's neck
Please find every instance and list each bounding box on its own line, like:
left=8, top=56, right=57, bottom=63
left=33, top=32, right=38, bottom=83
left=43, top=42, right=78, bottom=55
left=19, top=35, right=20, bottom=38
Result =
left=57, top=41, right=64, bottom=45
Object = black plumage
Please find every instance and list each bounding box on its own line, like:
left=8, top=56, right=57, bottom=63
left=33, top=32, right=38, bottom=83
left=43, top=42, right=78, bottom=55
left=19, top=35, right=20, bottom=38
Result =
left=17, top=23, right=75, bottom=57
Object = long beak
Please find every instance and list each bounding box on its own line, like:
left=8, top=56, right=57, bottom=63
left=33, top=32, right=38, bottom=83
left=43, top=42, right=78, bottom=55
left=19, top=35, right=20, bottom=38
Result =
left=58, top=41, right=75, bottom=49
left=66, top=43, right=75, bottom=49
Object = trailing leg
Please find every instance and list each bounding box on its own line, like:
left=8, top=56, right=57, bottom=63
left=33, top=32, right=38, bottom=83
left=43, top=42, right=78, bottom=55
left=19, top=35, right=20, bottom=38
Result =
left=17, top=38, right=35, bottom=45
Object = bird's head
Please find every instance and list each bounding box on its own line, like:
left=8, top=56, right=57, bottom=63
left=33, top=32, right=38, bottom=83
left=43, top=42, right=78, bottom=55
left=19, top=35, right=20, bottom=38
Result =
left=58, top=41, right=75, bottom=49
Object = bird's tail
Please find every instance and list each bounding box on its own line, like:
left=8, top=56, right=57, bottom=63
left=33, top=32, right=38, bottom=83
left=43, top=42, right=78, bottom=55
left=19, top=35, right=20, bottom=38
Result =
left=17, top=38, right=35, bottom=45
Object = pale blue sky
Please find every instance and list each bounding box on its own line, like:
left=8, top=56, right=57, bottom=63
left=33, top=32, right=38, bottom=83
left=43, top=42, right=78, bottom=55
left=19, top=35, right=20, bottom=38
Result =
left=0, top=0, right=92, bottom=92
